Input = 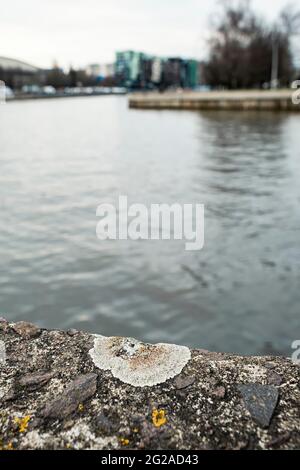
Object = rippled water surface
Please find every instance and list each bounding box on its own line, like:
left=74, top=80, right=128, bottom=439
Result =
left=1, top=96, right=300, bottom=355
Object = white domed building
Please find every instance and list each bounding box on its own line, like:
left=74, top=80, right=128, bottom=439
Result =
left=0, top=56, right=42, bottom=89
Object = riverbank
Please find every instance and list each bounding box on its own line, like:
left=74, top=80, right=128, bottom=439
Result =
left=0, top=318, right=299, bottom=450
left=6, top=90, right=127, bottom=102
left=129, top=90, right=299, bottom=111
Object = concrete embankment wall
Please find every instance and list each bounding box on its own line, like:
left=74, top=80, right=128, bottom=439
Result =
left=129, top=90, right=300, bottom=112
left=0, top=319, right=299, bottom=450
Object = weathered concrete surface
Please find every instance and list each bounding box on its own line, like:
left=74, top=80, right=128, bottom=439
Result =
left=129, top=90, right=300, bottom=112
left=0, top=318, right=299, bottom=450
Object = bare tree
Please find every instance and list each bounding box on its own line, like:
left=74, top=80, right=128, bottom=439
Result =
left=280, top=4, right=300, bottom=34
left=203, top=0, right=297, bottom=89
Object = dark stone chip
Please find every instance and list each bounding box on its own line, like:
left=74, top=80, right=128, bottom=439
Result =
left=238, top=383, right=279, bottom=428
left=18, top=371, right=55, bottom=390
left=266, top=432, right=292, bottom=448
left=40, top=373, right=97, bottom=419
left=174, top=374, right=195, bottom=390
left=267, top=370, right=283, bottom=386
left=67, top=329, right=79, bottom=337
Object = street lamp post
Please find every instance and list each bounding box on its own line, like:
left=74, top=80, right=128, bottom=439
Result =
left=271, top=30, right=279, bottom=89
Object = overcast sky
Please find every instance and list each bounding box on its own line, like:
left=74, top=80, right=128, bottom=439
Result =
left=0, top=0, right=295, bottom=69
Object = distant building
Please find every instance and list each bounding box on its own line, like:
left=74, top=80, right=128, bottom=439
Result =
left=115, top=51, right=145, bottom=87
left=104, top=64, right=114, bottom=78
left=86, top=63, right=101, bottom=77
left=162, top=58, right=184, bottom=88
left=140, top=56, right=154, bottom=88
left=0, top=56, right=42, bottom=89
left=115, top=51, right=161, bottom=89
left=185, top=59, right=200, bottom=88
left=0, top=56, right=39, bottom=74
left=115, top=51, right=202, bottom=90
left=151, top=57, right=163, bottom=84
left=86, top=63, right=114, bottom=79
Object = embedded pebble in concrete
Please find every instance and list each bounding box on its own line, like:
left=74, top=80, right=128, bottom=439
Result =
left=0, top=340, right=6, bottom=365
left=174, top=374, right=195, bottom=390
left=12, top=321, right=41, bottom=339
left=0, top=318, right=9, bottom=332
left=18, top=371, right=56, bottom=390
left=267, top=370, right=283, bottom=386
left=238, top=384, right=279, bottom=428
left=212, top=385, right=226, bottom=399
left=89, top=336, right=191, bottom=387
left=41, top=373, right=98, bottom=419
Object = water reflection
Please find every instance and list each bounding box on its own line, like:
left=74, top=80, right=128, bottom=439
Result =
left=0, top=98, right=299, bottom=355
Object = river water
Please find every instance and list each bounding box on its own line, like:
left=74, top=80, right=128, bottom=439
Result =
left=0, top=95, right=299, bottom=355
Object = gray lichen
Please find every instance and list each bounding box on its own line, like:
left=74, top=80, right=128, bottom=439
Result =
left=89, top=335, right=191, bottom=387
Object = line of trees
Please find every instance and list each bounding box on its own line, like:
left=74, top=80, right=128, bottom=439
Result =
left=203, top=0, right=300, bottom=89
left=43, top=67, right=117, bottom=89
left=0, top=66, right=118, bottom=91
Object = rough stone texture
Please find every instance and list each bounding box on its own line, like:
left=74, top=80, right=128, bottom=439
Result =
left=174, top=374, right=195, bottom=390
left=212, top=385, right=226, bottom=399
left=18, top=371, right=56, bottom=390
left=41, top=373, right=97, bottom=419
left=0, top=340, right=6, bottom=366
left=0, top=320, right=299, bottom=450
left=0, top=318, right=9, bottom=332
left=11, top=321, right=41, bottom=339
left=238, top=384, right=279, bottom=428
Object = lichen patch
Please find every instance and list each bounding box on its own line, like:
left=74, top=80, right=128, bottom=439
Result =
left=89, top=336, right=191, bottom=387
left=152, top=408, right=167, bottom=427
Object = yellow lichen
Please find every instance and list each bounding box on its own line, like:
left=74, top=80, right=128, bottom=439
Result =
left=0, top=441, right=14, bottom=451
left=152, top=408, right=167, bottom=428
left=78, top=404, right=84, bottom=412
left=132, top=427, right=139, bottom=433
left=14, top=415, right=31, bottom=433
left=120, top=438, right=129, bottom=446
